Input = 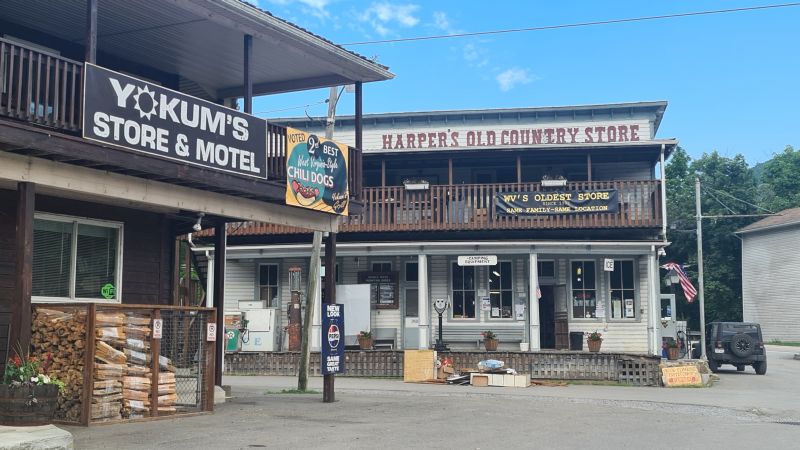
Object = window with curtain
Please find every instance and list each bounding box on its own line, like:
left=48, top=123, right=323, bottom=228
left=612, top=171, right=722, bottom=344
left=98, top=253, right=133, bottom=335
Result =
left=33, top=216, right=121, bottom=300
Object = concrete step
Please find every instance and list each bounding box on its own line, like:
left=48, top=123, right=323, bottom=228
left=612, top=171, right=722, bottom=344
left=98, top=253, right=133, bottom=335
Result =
left=0, top=425, right=73, bottom=450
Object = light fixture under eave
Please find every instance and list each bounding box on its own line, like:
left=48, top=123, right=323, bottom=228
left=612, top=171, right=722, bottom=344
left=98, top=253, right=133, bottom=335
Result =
left=492, top=271, right=501, bottom=277
left=192, top=213, right=205, bottom=232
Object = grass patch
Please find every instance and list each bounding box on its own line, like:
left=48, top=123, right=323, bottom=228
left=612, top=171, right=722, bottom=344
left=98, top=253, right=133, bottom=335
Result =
left=767, top=340, right=800, bottom=347
left=264, top=389, right=321, bottom=395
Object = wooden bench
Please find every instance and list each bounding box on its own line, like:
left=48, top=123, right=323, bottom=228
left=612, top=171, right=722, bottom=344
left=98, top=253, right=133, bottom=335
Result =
left=433, top=326, right=525, bottom=349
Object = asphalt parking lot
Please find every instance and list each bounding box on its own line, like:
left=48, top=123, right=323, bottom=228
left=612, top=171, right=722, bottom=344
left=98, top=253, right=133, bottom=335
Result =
left=70, top=345, right=800, bottom=449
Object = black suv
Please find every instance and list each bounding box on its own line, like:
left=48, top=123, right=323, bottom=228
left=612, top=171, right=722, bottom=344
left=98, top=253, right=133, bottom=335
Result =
left=704, top=322, right=767, bottom=374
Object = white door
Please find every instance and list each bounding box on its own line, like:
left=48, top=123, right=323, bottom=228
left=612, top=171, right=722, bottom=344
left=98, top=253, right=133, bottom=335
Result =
left=403, top=287, right=419, bottom=349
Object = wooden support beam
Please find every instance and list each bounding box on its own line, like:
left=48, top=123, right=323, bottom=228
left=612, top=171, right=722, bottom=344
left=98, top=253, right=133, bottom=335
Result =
left=587, top=154, right=593, bottom=182
left=243, top=34, right=253, bottom=114
left=516, top=155, right=522, bottom=183
left=213, top=221, right=227, bottom=386
left=355, top=82, right=363, bottom=195
left=448, top=158, right=453, bottom=185
left=380, top=159, right=386, bottom=187
left=10, top=182, right=34, bottom=353
left=85, top=0, right=97, bottom=64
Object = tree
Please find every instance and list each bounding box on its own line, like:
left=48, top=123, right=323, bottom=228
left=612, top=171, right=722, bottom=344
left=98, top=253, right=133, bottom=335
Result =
left=757, top=145, right=800, bottom=211
left=665, top=149, right=758, bottom=328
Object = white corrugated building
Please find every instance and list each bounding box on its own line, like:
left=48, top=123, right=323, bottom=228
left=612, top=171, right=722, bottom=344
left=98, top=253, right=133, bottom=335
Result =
left=737, top=207, right=800, bottom=342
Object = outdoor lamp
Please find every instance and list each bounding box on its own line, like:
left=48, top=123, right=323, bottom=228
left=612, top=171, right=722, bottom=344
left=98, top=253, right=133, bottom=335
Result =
left=668, top=270, right=680, bottom=285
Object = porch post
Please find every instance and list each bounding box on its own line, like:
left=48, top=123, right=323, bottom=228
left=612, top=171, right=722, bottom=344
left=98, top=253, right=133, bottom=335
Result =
left=213, top=221, right=227, bottom=386
left=528, top=251, right=540, bottom=351
left=243, top=34, right=253, bottom=114
left=85, top=0, right=98, bottom=64
left=355, top=82, right=363, bottom=196
left=10, top=182, right=35, bottom=353
left=323, top=233, right=336, bottom=403
left=417, top=254, right=429, bottom=349
left=647, top=247, right=659, bottom=356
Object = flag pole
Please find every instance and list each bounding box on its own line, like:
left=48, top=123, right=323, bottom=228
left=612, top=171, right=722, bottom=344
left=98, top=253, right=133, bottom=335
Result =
left=695, top=177, right=707, bottom=359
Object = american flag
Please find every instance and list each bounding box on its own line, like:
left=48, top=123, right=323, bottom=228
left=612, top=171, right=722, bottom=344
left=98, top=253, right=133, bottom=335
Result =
left=661, top=262, right=698, bottom=303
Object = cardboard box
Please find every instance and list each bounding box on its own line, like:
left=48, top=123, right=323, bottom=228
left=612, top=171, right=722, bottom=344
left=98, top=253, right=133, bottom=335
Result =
left=470, top=373, right=489, bottom=387
left=403, top=350, right=437, bottom=382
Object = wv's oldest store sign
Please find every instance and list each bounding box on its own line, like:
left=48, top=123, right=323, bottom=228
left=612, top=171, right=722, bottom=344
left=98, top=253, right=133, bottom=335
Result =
left=83, top=64, right=267, bottom=178
left=496, top=190, right=619, bottom=216
left=285, top=127, right=349, bottom=215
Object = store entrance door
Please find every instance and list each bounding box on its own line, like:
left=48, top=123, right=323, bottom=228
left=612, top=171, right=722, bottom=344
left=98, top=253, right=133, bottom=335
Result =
left=539, top=285, right=556, bottom=349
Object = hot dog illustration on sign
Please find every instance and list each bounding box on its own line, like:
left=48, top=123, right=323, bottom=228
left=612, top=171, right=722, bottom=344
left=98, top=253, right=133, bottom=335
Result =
left=285, top=128, right=349, bottom=215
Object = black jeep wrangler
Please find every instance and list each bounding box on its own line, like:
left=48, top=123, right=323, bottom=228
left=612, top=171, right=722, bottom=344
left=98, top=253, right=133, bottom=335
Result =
left=704, top=322, right=767, bottom=374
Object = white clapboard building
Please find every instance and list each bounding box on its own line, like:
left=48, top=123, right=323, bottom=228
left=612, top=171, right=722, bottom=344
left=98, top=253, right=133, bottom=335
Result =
left=196, top=102, right=677, bottom=355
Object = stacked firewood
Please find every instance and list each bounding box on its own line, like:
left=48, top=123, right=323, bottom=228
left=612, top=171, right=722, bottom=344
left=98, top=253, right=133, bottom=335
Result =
left=30, top=307, right=87, bottom=422
left=93, top=311, right=127, bottom=421
left=157, top=355, right=177, bottom=414
left=122, top=313, right=153, bottom=418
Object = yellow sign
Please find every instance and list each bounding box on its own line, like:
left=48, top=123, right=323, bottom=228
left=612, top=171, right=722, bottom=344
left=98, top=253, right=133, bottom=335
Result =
left=661, top=365, right=703, bottom=387
left=285, top=127, right=349, bottom=215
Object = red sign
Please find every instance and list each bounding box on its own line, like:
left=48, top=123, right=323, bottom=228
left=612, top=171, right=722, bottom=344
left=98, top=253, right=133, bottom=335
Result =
left=381, top=124, right=641, bottom=150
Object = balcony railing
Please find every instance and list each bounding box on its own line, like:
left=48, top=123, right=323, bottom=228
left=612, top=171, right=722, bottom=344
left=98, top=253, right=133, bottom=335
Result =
left=224, top=179, right=663, bottom=236
left=0, top=39, right=363, bottom=195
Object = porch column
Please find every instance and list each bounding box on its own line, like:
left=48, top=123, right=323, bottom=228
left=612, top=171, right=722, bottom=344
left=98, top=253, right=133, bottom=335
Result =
left=528, top=251, right=540, bottom=351
left=85, top=0, right=98, bottom=64
left=647, top=247, right=659, bottom=356
left=213, top=221, right=227, bottom=386
left=417, top=254, right=429, bottom=349
left=243, top=34, right=253, bottom=114
left=10, top=182, right=34, bottom=353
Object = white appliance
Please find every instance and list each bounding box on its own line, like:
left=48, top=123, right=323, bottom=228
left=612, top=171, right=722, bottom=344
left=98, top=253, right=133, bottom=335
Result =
left=240, top=306, right=278, bottom=352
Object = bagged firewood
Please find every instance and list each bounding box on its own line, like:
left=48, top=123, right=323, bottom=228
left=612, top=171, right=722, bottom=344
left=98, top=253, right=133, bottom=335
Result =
left=96, top=327, right=126, bottom=344
left=123, top=376, right=152, bottom=391
left=158, top=383, right=176, bottom=395
left=92, top=393, right=124, bottom=403
left=124, top=399, right=151, bottom=411
left=95, top=312, right=125, bottom=326
left=95, top=341, right=127, bottom=365
left=158, top=393, right=178, bottom=406
left=122, top=388, right=150, bottom=401
left=158, top=355, right=177, bottom=372
left=158, top=372, right=176, bottom=384
left=124, top=349, right=152, bottom=366
left=124, top=325, right=151, bottom=339
left=125, top=338, right=150, bottom=351
left=91, top=402, right=122, bottom=420
left=125, top=365, right=152, bottom=377
left=158, top=406, right=177, bottom=414
left=125, top=314, right=152, bottom=326
left=94, top=363, right=126, bottom=379
left=93, top=380, right=122, bottom=396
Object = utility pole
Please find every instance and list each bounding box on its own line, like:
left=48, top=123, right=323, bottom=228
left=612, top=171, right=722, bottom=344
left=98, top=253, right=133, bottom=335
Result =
left=298, top=86, right=340, bottom=392
left=695, top=177, right=707, bottom=359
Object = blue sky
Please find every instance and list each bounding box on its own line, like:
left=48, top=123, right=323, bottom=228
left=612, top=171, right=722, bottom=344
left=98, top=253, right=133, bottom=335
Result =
left=255, top=0, right=800, bottom=164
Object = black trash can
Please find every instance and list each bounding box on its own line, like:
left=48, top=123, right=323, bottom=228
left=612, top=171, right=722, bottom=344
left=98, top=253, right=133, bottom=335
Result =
left=569, top=332, right=584, bottom=351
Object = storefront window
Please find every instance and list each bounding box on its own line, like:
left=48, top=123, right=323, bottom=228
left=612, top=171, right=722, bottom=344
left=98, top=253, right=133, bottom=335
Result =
left=259, top=264, right=279, bottom=307
left=33, top=216, right=121, bottom=301
left=489, top=261, right=513, bottom=318
left=451, top=263, right=476, bottom=318
left=610, top=260, right=635, bottom=318
left=571, top=261, right=596, bottom=319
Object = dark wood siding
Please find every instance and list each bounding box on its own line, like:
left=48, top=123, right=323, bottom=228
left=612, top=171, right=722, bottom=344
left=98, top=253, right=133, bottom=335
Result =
left=0, top=190, right=15, bottom=367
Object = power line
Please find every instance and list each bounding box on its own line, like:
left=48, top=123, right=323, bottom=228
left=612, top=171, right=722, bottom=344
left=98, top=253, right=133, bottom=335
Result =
left=703, top=185, right=777, bottom=214
left=254, top=99, right=328, bottom=116
left=342, top=2, right=800, bottom=46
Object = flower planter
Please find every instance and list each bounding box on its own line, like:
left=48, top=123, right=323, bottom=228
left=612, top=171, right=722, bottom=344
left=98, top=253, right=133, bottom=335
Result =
left=587, top=339, right=602, bottom=353
left=667, top=347, right=680, bottom=360
left=0, top=384, right=59, bottom=425
left=358, top=337, right=373, bottom=350
left=484, top=338, right=498, bottom=351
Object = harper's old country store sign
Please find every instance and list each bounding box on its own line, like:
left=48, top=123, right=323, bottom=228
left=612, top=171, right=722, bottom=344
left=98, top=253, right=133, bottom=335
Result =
left=496, top=190, right=620, bottom=216
left=83, top=64, right=268, bottom=178
left=379, top=123, right=643, bottom=150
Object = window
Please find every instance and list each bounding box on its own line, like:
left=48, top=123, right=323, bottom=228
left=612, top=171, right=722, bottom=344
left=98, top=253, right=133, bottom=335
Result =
left=33, top=215, right=121, bottom=301
left=258, top=264, right=279, bottom=307
left=571, top=261, right=596, bottom=319
left=538, top=261, right=555, bottom=278
left=489, top=262, right=513, bottom=318
left=451, top=263, right=476, bottom=318
left=372, top=262, right=392, bottom=273
left=405, top=262, right=418, bottom=282
left=405, top=288, right=418, bottom=317
left=610, top=260, right=635, bottom=319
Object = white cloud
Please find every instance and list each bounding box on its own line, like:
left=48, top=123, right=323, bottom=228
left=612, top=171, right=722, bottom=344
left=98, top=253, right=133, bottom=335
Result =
left=462, top=42, right=488, bottom=68
left=496, top=68, right=534, bottom=92
left=359, top=2, right=420, bottom=36
left=433, top=11, right=451, bottom=32
left=262, top=0, right=331, bottom=19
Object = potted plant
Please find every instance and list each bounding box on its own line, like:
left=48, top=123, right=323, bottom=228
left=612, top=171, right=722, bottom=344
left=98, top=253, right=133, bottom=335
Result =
left=357, top=330, right=373, bottom=350
left=482, top=330, right=498, bottom=351
left=665, top=338, right=680, bottom=360
left=586, top=330, right=603, bottom=352
left=1, top=347, right=65, bottom=425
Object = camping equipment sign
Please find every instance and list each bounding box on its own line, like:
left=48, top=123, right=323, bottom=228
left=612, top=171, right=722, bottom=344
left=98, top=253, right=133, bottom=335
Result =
left=321, top=304, right=345, bottom=375
left=495, top=190, right=619, bottom=216
left=82, top=64, right=267, bottom=178
left=285, top=128, right=349, bottom=215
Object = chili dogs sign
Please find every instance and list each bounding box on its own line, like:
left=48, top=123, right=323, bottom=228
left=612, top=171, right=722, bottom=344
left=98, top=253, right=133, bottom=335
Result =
left=496, top=190, right=619, bottom=216
left=285, top=128, right=349, bottom=215
left=83, top=64, right=267, bottom=178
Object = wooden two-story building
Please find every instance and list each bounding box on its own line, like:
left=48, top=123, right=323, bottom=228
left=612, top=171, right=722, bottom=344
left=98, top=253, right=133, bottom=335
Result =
left=0, top=0, right=391, bottom=395
left=199, top=102, right=675, bottom=357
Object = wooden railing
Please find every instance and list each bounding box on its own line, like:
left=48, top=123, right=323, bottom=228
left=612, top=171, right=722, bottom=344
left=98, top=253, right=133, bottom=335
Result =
left=222, top=179, right=663, bottom=235
left=0, top=39, right=363, bottom=193
left=0, top=38, right=83, bottom=131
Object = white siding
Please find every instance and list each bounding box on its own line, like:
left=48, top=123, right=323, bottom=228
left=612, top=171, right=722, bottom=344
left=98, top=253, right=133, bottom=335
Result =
left=742, top=227, right=800, bottom=341
left=224, top=259, right=256, bottom=312
left=594, top=162, right=652, bottom=180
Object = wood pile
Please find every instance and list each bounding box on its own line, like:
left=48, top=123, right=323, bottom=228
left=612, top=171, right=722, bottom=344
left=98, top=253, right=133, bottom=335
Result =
left=92, top=311, right=127, bottom=421
left=30, top=307, right=87, bottom=423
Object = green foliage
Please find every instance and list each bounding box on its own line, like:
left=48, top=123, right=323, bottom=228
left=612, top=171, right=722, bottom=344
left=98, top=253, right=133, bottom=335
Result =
left=757, top=146, right=800, bottom=211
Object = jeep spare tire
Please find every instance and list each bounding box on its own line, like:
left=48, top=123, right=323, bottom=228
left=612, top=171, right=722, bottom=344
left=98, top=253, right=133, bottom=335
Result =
left=730, top=333, right=755, bottom=358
